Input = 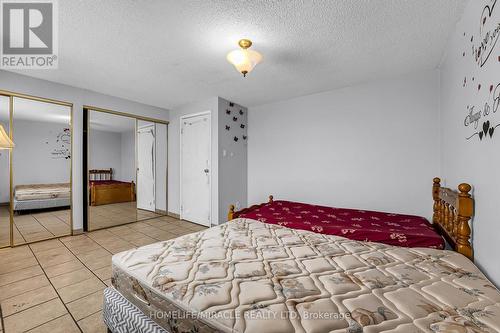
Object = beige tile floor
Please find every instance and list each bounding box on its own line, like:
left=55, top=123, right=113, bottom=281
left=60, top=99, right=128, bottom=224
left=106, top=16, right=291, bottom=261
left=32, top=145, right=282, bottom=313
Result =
left=0, top=215, right=206, bottom=333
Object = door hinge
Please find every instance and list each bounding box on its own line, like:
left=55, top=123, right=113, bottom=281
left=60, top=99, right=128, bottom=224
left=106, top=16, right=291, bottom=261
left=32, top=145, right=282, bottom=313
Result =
left=180, top=205, right=183, bottom=211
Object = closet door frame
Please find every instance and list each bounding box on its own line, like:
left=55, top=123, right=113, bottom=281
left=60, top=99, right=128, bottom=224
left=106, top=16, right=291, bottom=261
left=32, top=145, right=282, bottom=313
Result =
left=0, top=90, right=74, bottom=248
left=83, top=105, right=169, bottom=231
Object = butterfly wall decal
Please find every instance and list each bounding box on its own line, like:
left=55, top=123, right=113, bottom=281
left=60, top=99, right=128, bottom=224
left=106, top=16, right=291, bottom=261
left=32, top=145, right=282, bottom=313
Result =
left=226, top=109, right=231, bottom=115
left=225, top=125, right=230, bottom=130
left=239, top=110, right=244, bottom=115
left=234, top=136, right=239, bottom=142
left=240, top=124, right=245, bottom=129
left=233, top=117, right=238, bottom=121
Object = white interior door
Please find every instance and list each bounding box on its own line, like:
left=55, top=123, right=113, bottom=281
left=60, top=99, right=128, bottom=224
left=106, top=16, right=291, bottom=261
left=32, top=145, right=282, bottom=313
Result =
left=137, top=124, right=156, bottom=211
left=181, top=113, right=211, bottom=226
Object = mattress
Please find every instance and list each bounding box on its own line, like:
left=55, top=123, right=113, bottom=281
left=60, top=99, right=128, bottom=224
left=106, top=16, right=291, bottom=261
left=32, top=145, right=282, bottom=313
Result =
left=236, top=200, right=444, bottom=249
left=13, top=198, right=70, bottom=211
left=112, top=218, right=500, bottom=333
left=14, top=183, right=70, bottom=201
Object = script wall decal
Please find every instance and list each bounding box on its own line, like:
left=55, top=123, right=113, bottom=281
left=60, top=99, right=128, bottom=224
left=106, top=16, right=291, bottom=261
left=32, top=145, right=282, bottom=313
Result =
left=465, top=83, right=500, bottom=140
left=50, top=128, right=71, bottom=159
left=463, top=0, right=500, bottom=142
left=474, top=0, right=499, bottom=67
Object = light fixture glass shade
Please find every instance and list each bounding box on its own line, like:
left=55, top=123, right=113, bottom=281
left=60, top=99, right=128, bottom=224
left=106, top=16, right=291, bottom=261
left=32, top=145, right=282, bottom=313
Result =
left=0, top=124, right=14, bottom=149
left=227, top=48, right=262, bottom=77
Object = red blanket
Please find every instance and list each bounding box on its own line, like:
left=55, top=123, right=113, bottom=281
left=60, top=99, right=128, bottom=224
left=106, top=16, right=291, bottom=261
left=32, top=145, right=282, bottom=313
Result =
left=236, top=200, right=444, bottom=249
left=89, top=180, right=131, bottom=186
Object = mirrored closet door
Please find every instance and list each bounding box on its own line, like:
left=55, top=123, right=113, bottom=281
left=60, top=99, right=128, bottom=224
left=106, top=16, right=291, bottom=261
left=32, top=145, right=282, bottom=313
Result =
left=0, top=95, right=11, bottom=247
left=86, top=107, right=167, bottom=231
left=0, top=91, right=73, bottom=248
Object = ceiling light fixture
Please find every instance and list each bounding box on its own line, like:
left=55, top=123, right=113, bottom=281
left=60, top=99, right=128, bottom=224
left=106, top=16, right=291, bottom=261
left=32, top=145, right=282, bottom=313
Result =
left=226, top=39, right=262, bottom=77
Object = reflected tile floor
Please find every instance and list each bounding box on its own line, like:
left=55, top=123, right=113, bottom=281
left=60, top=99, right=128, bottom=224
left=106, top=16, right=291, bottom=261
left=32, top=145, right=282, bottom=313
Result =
left=0, top=207, right=71, bottom=247
left=1, top=202, right=163, bottom=248
left=0, top=215, right=206, bottom=333
left=89, top=202, right=162, bottom=230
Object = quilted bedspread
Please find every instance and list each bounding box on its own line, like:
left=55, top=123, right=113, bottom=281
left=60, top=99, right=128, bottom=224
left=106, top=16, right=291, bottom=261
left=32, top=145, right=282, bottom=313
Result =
left=14, top=183, right=71, bottom=201
left=112, top=218, right=500, bottom=333
left=236, top=200, right=445, bottom=249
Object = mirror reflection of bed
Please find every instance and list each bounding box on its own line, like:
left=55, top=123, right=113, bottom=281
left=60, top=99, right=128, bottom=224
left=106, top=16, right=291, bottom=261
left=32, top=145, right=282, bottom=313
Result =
left=0, top=95, right=72, bottom=246
left=87, top=109, right=167, bottom=231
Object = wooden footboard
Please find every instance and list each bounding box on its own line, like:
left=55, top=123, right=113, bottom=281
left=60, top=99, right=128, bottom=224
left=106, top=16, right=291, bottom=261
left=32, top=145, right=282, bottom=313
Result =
left=432, top=178, right=474, bottom=260
left=90, top=182, right=136, bottom=206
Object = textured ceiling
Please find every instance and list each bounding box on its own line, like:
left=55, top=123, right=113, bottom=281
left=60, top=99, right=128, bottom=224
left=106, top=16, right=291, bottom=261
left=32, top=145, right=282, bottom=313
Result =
left=9, top=0, right=467, bottom=109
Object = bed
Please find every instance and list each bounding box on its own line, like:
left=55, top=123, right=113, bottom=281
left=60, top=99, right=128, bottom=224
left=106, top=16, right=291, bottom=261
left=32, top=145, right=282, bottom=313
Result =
left=229, top=198, right=444, bottom=249
left=227, top=178, right=472, bottom=251
left=89, top=169, right=135, bottom=206
left=13, top=183, right=70, bottom=212
left=104, top=179, right=499, bottom=333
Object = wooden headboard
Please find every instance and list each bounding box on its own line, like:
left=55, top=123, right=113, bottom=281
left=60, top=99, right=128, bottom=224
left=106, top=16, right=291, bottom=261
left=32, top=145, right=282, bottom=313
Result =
left=89, top=168, right=113, bottom=181
left=432, top=177, right=474, bottom=260
left=228, top=195, right=274, bottom=221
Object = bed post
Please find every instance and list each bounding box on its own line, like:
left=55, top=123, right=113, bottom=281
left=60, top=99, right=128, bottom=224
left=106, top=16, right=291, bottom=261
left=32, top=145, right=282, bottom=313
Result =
left=269, top=195, right=273, bottom=203
left=228, top=205, right=235, bottom=221
left=432, top=178, right=440, bottom=225
left=456, top=183, right=473, bottom=260
left=90, top=183, right=96, bottom=206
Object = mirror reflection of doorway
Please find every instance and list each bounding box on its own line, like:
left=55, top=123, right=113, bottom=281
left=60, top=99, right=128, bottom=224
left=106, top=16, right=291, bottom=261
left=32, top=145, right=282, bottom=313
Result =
left=137, top=122, right=156, bottom=212
left=0, top=92, right=73, bottom=248
left=85, top=107, right=168, bottom=231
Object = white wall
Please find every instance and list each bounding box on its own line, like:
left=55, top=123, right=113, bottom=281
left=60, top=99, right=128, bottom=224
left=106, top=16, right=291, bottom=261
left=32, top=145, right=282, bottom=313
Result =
left=218, top=98, right=248, bottom=220
left=0, top=149, right=7, bottom=203
left=168, top=97, right=219, bottom=224
left=248, top=71, right=440, bottom=219
left=120, top=130, right=136, bottom=182
left=13, top=119, right=71, bottom=183
left=439, top=0, right=500, bottom=285
left=89, top=129, right=122, bottom=180
left=155, top=123, right=167, bottom=212
left=0, top=119, right=71, bottom=202
left=0, top=70, right=169, bottom=231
